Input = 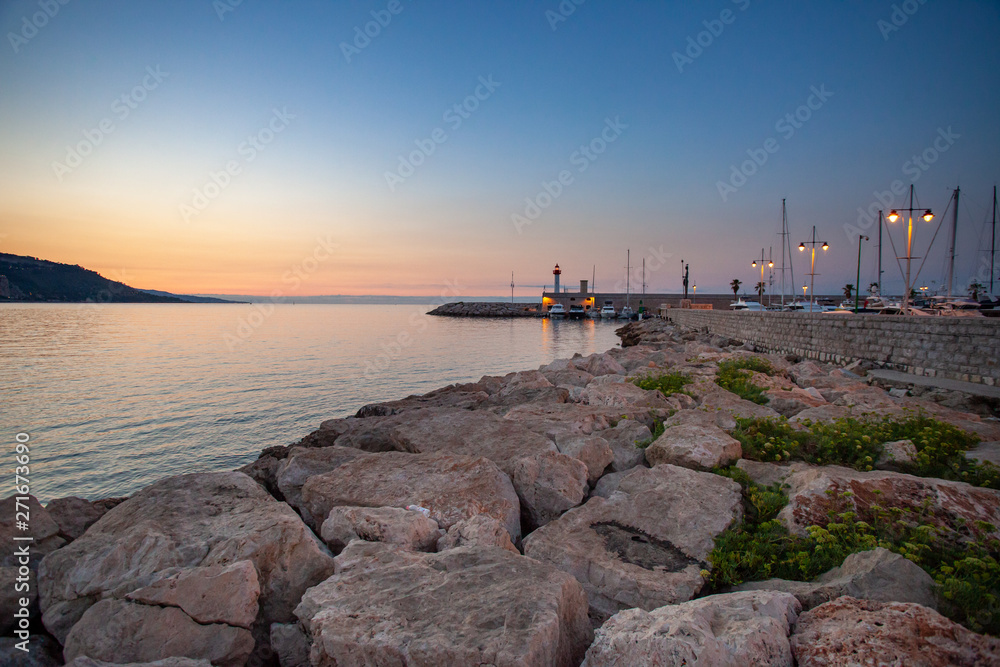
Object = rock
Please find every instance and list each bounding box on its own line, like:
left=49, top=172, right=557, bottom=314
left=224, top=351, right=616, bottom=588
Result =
left=0, top=565, right=37, bottom=635
left=699, top=388, right=781, bottom=420
left=645, top=423, right=742, bottom=470
left=542, top=368, right=595, bottom=388
left=584, top=352, right=628, bottom=377
left=555, top=434, right=614, bottom=484
left=63, top=599, right=254, bottom=667
left=125, top=560, right=260, bottom=628
left=735, top=460, right=805, bottom=489
left=581, top=380, right=672, bottom=410
left=352, top=382, right=493, bottom=416
left=295, top=542, right=593, bottom=666
left=67, top=658, right=214, bottom=667
left=966, top=441, right=1000, bottom=467
left=301, top=451, right=522, bottom=541
left=274, top=445, right=373, bottom=524
left=790, top=596, right=1000, bottom=666
left=0, top=635, right=64, bottom=667
left=0, top=495, right=65, bottom=568
left=270, top=623, right=311, bottom=667
left=876, top=438, right=918, bottom=471
left=777, top=464, right=1000, bottom=541
left=601, top=419, right=651, bottom=472
left=510, top=450, right=589, bottom=530
left=436, top=514, right=519, bottom=553
left=591, top=470, right=630, bottom=499
left=765, top=387, right=828, bottom=418
left=664, top=408, right=737, bottom=432
left=320, top=506, right=442, bottom=553
left=735, top=547, right=937, bottom=611
left=582, top=590, right=801, bottom=667
left=523, top=465, right=742, bottom=621
left=39, top=472, right=335, bottom=658
left=45, top=496, right=116, bottom=541
left=888, top=387, right=909, bottom=397
left=788, top=404, right=853, bottom=425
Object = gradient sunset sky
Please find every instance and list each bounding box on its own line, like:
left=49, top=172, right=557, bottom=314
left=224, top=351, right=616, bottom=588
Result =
left=2, top=0, right=998, bottom=297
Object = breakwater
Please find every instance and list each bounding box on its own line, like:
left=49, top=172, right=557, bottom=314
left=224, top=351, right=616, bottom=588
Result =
left=666, top=309, right=1000, bottom=386
left=429, top=301, right=543, bottom=317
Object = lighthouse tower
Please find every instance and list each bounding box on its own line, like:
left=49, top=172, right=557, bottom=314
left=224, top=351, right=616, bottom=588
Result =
left=553, top=263, right=562, bottom=293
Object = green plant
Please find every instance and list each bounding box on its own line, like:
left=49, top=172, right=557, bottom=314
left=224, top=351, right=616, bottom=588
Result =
left=714, top=357, right=775, bottom=405
left=633, top=370, right=692, bottom=398
left=704, top=471, right=1000, bottom=635
left=637, top=420, right=666, bottom=449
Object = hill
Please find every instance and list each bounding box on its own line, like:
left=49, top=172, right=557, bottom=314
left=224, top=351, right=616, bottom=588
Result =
left=0, top=253, right=186, bottom=303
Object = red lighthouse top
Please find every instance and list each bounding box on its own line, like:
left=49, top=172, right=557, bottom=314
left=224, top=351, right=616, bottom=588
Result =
left=553, top=264, right=561, bottom=275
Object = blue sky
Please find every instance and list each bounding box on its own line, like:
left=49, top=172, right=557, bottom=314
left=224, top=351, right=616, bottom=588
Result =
left=1, top=0, right=998, bottom=296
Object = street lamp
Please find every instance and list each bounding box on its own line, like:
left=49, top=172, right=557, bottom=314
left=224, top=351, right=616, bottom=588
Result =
left=802, top=285, right=808, bottom=301
left=855, top=235, right=869, bottom=313
left=692, top=284, right=697, bottom=303
left=798, top=226, right=828, bottom=312
left=886, top=184, right=933, bottom=315
left=751, top=248, right=773, bottom=304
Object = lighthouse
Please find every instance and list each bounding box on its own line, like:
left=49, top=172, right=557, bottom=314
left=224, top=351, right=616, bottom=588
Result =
left=553, top=263, right=562, bottom=293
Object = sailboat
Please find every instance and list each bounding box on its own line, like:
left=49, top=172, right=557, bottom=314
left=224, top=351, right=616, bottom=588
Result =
left=618, top=250, right=634, bottom=319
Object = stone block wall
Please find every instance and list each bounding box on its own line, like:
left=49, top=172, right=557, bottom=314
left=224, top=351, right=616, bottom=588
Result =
left=667, top=310, right=1000, bottom=386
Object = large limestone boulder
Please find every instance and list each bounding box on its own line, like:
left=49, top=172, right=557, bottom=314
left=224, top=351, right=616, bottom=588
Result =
left=0, top=495, right=65, bottom=567
left=664, top=407, right=737, bottom=431
left=319, top=506, right=442, bottom=553
left=523, top=465, right=742, bottom=621
left=0, top=635, right=63, bottom=667
left=542, top=367, right=595, bottom=388
left=436, top=514, right=519, bottom=553
left=38, top=472, right=335, bottom=659
left=765, top=387, right=828, bottom=418
left=580, top=379, right=672, bottom=410
left=294, top=542, right=593, bottom=666
left=777, top=464, right=1000, bottom=541
left=300, top=451, right=521, bottom=542
left=45, top=496, right=125, bottom=542
left=274, top=445, right=372, bottom=523
left=555, top=434, right=614, bottom=485
left=790, top=596, right=1000, bottom=666
left=735, top=548, right=937, bottom=611
left=600, top=419, right=651, bottom=472
left=63, top=599, right=254, bottom=667
left=510, top=450, right=589, bottom=530
left=644, top=423, right=742, bottom=470
left=582, top=590, right=801, bottom=667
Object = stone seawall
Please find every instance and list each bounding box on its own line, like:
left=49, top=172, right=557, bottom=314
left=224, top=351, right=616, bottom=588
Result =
left=667, top=309, right=1000, bottom=386
left=428, top=302, right=544, bottom=317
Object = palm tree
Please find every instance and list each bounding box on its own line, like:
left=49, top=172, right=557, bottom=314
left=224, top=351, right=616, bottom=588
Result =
left=755, top=281, right=766, bottom=301
left=730, top=279, right=742, bottom=298
left=843, top=284, right=854, bottom=301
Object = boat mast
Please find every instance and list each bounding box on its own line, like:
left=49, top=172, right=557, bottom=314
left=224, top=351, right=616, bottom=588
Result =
left=511, top=272, right=515, bottom=303
left=626, top=249, right=631, bottom=309
left=780, top=200, right=786, bottom=306
left=878, top=210, right=883, bottom=295
left=642, top=258, right=646, bottom=295
left=992, top=186, right=997, bottom=296
left=946, top=186, right=960, bottom=297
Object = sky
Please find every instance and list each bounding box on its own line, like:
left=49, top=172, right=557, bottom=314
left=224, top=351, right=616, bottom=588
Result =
left=1, top=0, right=998, bottom=298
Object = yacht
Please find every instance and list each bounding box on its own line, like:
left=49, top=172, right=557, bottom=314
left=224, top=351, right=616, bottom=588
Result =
left=617, top=305, right=635, bottom=320
left=731, top=299, right=765, bottom=311
left=600, top=301, right=617, bottom=318
left=568, top=305, right=586, bottom=320
left=547, top=304, right=566, bottom=319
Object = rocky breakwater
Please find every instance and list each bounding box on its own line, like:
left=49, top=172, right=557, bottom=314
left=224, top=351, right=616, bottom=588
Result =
left=5, top=318, right=1000, bottom=666
left=428, top=301, right=543, bottom=317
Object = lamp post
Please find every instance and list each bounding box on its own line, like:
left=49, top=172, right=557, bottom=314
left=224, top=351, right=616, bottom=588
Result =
left=798, top=226, right=828, bottom=312
left=887, top=184, right=934, bottom=315
left=751, top=248, right=773, bottom=304
left=802, top=285, right=808, bottom=301
left=692, top=284, right=697, bottom=303
left=855, top=235, right=868, bottom=313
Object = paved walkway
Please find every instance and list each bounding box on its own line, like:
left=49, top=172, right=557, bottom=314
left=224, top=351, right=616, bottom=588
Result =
left=867, top=369, right=1000, bottom=399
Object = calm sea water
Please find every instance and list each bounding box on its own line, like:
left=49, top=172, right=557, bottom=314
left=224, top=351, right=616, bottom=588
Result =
left=0, top=304, right=622, bottom=503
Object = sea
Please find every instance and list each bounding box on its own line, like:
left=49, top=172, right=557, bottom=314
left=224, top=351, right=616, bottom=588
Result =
left=0, top=304, right=623, bottom=503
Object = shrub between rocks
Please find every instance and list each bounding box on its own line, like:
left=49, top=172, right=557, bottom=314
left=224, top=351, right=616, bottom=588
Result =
left=731, top=413, right=998, bottom=487
left=714, top=357, right=774, bottom=405
left=632, top=370, right=692, bottom=398
left=704, top=466, right=1000, bottom=636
